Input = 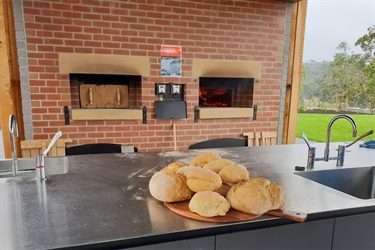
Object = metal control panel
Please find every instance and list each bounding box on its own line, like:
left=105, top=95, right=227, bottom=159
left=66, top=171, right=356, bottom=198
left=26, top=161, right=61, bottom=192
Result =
left=155, top=83, right=186, bottom=119
left=155, top=83, right=184, bottom=101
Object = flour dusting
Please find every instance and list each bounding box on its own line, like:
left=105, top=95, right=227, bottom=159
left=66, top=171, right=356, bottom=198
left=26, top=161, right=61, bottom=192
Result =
left=138, top=166, right=158, bottom=178
left=127, top=184, right=136, bottom=190
left=127, top=169, right=143, bottom=179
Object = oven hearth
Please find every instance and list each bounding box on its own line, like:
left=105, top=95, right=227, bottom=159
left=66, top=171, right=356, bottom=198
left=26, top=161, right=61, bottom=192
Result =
left=199, top=77, right=254, bottom=108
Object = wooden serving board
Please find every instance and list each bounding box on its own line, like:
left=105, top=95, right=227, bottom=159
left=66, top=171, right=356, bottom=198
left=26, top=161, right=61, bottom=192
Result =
left=165, top=201, right=307, bottom=223
left=164, top=201, right=261, bottom=223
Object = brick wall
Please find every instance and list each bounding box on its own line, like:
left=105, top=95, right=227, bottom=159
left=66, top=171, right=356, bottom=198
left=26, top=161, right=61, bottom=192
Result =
left=21, top=0, right=289, bottom=152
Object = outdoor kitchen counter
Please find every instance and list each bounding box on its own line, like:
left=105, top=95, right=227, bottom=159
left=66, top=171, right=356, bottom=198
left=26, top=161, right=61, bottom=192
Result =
left=1, top=143, right=374, bottom=249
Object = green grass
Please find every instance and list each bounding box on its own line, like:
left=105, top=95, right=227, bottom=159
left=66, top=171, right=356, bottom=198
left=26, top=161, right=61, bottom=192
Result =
left=296, top=114, right=375, bottom=142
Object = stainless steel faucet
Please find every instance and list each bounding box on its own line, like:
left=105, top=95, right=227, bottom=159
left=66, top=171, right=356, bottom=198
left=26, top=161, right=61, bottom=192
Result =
left=9, top=114, right=19, bottom=176
left=323, top=115, right=357, bottom=162
left=35, top=131, right=62, bottom=181
left=304, top=115, right=358, bottom=169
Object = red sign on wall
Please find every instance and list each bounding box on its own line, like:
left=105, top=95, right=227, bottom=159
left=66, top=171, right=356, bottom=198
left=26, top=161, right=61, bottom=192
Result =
left=161, top=45, right=182, bottom=57
left=161, top=45, right=182, bottom=77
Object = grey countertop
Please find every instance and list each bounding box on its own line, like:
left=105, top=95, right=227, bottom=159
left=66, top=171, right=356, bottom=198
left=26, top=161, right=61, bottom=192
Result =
left=0, top=143, right=374, bottom=249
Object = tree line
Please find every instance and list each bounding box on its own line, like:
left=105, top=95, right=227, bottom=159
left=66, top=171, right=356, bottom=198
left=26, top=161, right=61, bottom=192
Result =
left=300, top=25, right=375, bottom=113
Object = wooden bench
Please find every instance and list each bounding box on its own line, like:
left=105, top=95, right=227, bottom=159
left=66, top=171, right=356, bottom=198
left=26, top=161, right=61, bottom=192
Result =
left=243, top=131, right=277, bottom=146
left=20, top=139, right=73, bottom=157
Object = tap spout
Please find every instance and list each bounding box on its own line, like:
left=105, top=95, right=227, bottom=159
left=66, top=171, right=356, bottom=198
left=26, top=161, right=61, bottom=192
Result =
left=324, top=115, right=357, bottom=161
left=9, top=115, right=19, bottom=176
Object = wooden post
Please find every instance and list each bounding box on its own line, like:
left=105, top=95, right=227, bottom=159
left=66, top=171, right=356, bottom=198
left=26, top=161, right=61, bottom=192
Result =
left=0, top=0, right=24, bottom=158
left=282, top=0, right=308, bottom=144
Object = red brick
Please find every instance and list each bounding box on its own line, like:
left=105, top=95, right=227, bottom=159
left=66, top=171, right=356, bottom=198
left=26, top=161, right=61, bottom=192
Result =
left=64, top=25, right=83, bottom=32
left=54, top=32, right=73, bottom=39
left=72, top=5, right=92, bottom=12
left=63, top=11, right=82, bottom=19
left=84, top=27, right=102, bottom=34
left=82, top=13, right=101, bottom=20
left=93, top=21, right=111, bottom=28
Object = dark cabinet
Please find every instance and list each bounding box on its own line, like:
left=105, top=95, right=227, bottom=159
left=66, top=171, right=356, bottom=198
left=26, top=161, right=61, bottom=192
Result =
left=125, top=213, right=375, bottom=250
left=332, top=212, right=375, bottom=250
left=216, top=219, right=334, bottom=250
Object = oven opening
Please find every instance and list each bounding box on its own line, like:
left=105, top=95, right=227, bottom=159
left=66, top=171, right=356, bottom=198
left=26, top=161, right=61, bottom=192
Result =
left=199, top=77, right=254, bottom=108
left=69, top=73, right=141, bottom=109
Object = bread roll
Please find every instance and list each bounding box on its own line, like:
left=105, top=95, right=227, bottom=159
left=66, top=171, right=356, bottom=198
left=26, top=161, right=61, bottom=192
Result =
left=203, top=158, right=234, bottom=173
left=149, top=168, right=193, bottom=202
left=178, top=166, right=222, bottom=192
left=162, top=161, right=187, bottom=173
left=226, top=178, right=273, bottom=215
left=219, top=164, right=249, bottom=184
left=189, top=152, right=221, bottom=167
left=268, top=182, right=287, bottom=210
left=189, top=191, right=231, bottom=217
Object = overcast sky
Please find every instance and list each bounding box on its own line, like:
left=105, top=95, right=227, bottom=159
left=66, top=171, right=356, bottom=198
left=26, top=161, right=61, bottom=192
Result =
left=303, top=0, right=375, bottom=62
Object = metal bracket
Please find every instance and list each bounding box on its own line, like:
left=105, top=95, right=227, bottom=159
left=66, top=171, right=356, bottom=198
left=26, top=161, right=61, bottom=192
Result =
left=142, top=106, right=147, bottom=124
left=253, top=105, right=258, bottom=120
left=63, top=106, right=70, bottom=125
left=194, top=106, right=199, bottom=122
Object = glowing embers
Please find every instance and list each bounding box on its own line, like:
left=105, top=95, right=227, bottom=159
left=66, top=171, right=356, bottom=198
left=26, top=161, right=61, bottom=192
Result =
left=198, top=77, right=254, bottom=108
left=199, top=88, right=232, bottom=107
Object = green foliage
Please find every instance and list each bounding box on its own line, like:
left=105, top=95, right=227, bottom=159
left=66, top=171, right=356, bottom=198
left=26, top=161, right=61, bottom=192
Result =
left=302, top=25, right=375, bottom=112
left=296, top=113, right=375, bottom=143
left=355, top=25, right=375, bottom=61
left=300, top=61, right=330, bottom=103
left=319, top=103, right=327, bottom=111
left=322, top=42, right=366, bottom=111
left=298, top=104, right=307, bottom=111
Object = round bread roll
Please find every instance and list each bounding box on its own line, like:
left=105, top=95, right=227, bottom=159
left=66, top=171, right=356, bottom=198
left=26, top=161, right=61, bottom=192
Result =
left=178, top=166, right=222, bottom=192
left=149, top=168, right=193, bottom=202
left=189, top=152, right=221, bottom=167
left=189, top=191, right=231, bottom=217
left=213, top=183, right=231, bottom=196
left=268, top=182, right=287, bottom=210
left=219, top=164, right=249, bottom=184
left=226, top=178, right=273, bottom=215
left=162, top=161, right=187, bottom=173
left=203, top=158, right=234, bottom=173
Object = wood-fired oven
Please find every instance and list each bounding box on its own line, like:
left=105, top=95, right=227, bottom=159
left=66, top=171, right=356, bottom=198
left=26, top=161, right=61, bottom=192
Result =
left=69, top=73, right=142, bottom=109
left=199, top=77, right=254, bottom=108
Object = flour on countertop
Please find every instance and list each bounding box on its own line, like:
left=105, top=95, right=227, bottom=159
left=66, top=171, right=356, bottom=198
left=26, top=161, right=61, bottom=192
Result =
left=157, top=151, right=189, bottom=157
left=127, top=169, right=143, bottom=179
left=126, top=183, right=136, bottom=191
left=116, top=153, right=141, bottom=159
left=131, top=188, right=148, bottom=201
left=132, top=195, right=144, bottom=201
left=138, top=166, right=159, bottom=178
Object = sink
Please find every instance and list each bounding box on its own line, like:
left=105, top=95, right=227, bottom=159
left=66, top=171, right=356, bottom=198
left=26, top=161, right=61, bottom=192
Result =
left=295, top=166, right=375, bottom=199
left=0, top=157, right=68, bottom=179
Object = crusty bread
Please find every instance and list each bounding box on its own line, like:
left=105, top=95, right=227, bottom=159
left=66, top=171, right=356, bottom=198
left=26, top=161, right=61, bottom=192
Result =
left=178, top=166, right=222, bottom=192
left=149, top=168, right=193, bottom=202
left=162, top=161, right=187, bottom=173
left=189, top=152, right=222, bottom=167
left=213, top=183, right=232, bottom=196
left=268, top=182, right=287, bottom=210
left=189, top=191, right=231, bottom=217
left=203, top=158, right=234, bottom=173
left=226, top=178, right=286, bottom=215
left=219, top=164, right=249, bottom=184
